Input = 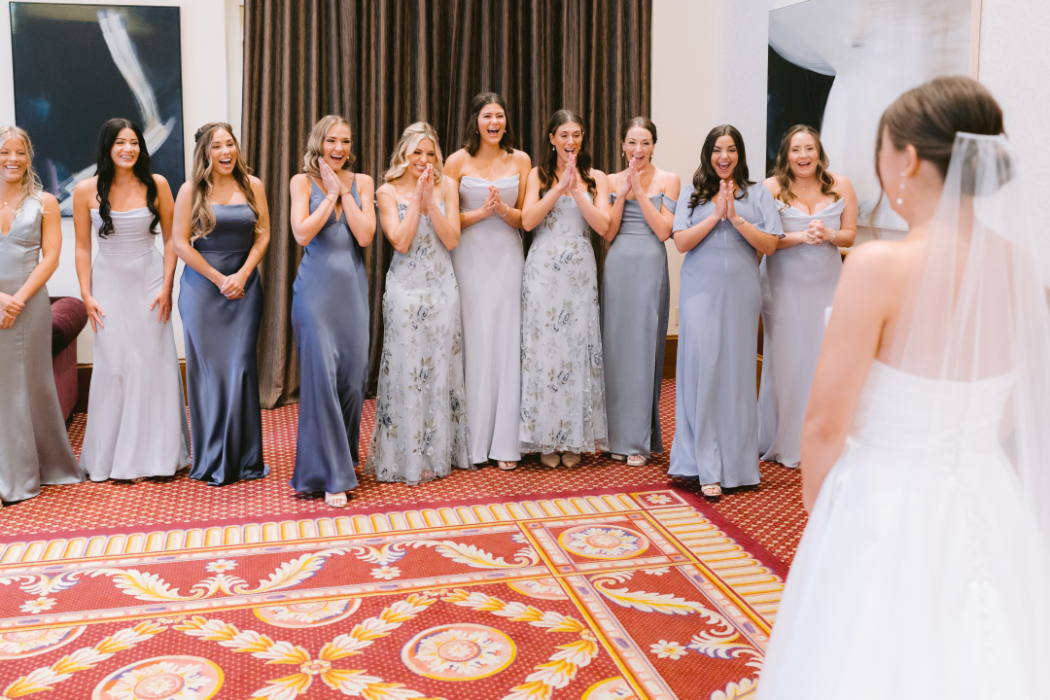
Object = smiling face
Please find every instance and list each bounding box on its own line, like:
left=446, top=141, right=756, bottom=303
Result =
left=477, top=103, right=506, bottom=146
left=322, top=123, right=352, bottom=170
left=622, top=126, right=654, bottom=167
left=110, top=128, right=140, bottom=171
left=0, top=136, right=29, bottom=185
left=407, top=137, right=437, bottom=177
left=549, top=121, right=584, bottom=164
left=710, top=134, right=738, bottom=181
left=209, top=129, right=237, bottom=176
left=788, top=131, right=819, bottom=180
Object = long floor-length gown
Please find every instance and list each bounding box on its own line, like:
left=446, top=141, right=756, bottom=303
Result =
left=602, top=193, right=674, bottom=457
left=367, top=199, right=471, bottom=484
left=519, top=194, right=608, bottom=454
left=756, top=360, right=1050, bottom=698
left=0, top=198, right=83, bottom=500
left=179, top=204, right=269, bottom=486
left=80, top=208, right=191, bottom=480
left=670, top=184, right=782, bottom=486
left=290, top=181, right=369, bottom=495
left=757, top=199, right=844, bottom=468
left=451, top=175, right=523, bottom=464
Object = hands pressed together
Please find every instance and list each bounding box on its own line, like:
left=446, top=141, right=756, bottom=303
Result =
left=483, top=185, right=510, bottom=217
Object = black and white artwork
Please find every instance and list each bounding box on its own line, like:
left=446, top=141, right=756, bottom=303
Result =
left=10, top=3, right=184, bottom=215
left=767, top=0, right=974, bottom=237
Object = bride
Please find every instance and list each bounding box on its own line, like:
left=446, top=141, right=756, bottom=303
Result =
left=757, top=76, right=1050, bottom=698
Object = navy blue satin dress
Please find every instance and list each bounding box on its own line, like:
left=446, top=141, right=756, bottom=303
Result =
left=179, top=204, right=269, bottom=486
left=289, top=180, right=369, bottom=494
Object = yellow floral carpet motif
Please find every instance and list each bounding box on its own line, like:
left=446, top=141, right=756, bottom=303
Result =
left=0, top=486, right=785, bottom=699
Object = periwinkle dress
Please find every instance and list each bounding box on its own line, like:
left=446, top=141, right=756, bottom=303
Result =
left=451, top=175, right=524, bottom=464
left=670, top=183, right=782, bottom=487
left=81, top=208, right=191, bottom=480
left=0, top=198, right=83, bottom=501
left=602, top=193, right=674, bottom=457
left=290, top=181, right=369, bottom=495
left=367, top=199, right=471, bottom=484
left=758, top=199, right=844, bottom=468
left=519, top=194, right=609, bottom=454
left=179, top=204, right=268, bottom=486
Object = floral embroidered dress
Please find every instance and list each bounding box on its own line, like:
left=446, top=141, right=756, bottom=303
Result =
left=519, top=194, right=609, bottom=453
left=367, top=200, right=472, bottom=484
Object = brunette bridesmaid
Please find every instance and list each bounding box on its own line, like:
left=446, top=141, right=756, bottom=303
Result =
left=758, top=125, right=857, bottom=468
left=0, top=126, right=83, bottom=503
left=73, top=118, right=191, bottom=481
left=671, top=125, right=781, bottom=497
left=445, top=93, right=531, bottom=471
left=288, top=115, right=375, bottom=508
left=519, top=110, right=610, bottom=468
left=602, top=117, right=680, bottom=467
left=173, top=123, right=271, bottom=486
left=367, top=122, right=471, bottom=484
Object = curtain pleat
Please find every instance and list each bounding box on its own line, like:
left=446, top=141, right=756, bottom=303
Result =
left=243, top=0, right=652, bottom=407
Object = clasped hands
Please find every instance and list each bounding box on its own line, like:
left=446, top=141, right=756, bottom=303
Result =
left=615, top=156, right=647, bottom=200
left=714, top=180, right=743, bottom=228
left=0, top=292, right=25, bottom=330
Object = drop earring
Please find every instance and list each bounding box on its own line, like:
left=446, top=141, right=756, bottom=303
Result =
left=896, top=171, right=906, bottom=205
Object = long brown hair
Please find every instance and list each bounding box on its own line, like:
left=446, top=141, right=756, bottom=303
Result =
left=689, top=125, right=753, bottom=209
left=773, top=125, right=838, bottom=206
left=539, top=109, right=596, bottom=197
left=189, top=122, right=260, bottom=242
left=462, top=93, right=515, bottom=157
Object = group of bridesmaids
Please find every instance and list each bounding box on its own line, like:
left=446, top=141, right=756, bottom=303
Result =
left=0, top=90, right=856, bottom=509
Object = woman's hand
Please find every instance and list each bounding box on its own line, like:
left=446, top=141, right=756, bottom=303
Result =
left=557, top=156, right=577, bottom=194
left=82, top=294, right=105, bottom=331
left=219, top=271, right=248, bottom=300
left=806, top=219, right=826, bottom=244
left=150, top=286, right=173, bottom=323
left=615, top=170, right=631, bottom=199
left=0, top=293, right=25, bottom=330
left=628, top=161, right=645, bottom=198
left=320, top=161, right=343, bottom=197
left=484, top=186, right=506, bottom=216
left=713, top=180, right=729, bottom=220
left=418, top=164, right=436, bottom=207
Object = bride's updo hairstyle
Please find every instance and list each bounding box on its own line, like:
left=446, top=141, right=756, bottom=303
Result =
left=875, top=76, right=1007, bottom=195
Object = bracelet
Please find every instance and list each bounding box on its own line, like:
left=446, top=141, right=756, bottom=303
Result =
left=326, top=193, right=338, bottom=203
left=499, top=204, right=511, bottom=218
left=829, top=229, right=837, bottom=243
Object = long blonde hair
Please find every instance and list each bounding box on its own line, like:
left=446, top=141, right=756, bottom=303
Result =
left=0, top=126, right=43, bottom=210
left=303, top=115, right=355, bottom=177
left=383, top=122, right=444, bottom=184
left=773, top=125, right=838, bottom=206
left=190, top=122, right=260, bottom=242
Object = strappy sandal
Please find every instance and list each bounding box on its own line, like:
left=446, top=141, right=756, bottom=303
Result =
left=626, top=454, right=648, bottom=467
left=700, top=483, right=722, bottom=499
left=498, top=461, right=518, bottom=471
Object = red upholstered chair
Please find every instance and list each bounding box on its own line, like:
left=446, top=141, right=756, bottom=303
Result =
left=50, top=296, right=87, bottom=420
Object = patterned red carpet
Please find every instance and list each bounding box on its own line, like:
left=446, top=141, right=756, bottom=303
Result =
left=3, top=381, right=807, bottom=566
left=0, top=485, right=784, bottom=700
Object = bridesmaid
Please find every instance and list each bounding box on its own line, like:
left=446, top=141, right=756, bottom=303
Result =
left=445, top=93, right=531, bottom=471
left=602, top=117, right=680, bottom=467
left=519, top=109, right=610, bottom=468
left=173, top=123, right=271, bottom=486
left=671, top=125, right=781, bottom=498
left=758, top=125, right=857, bottom=468
left=288, top=115, right=375, bottom=508
left=73, top=118, right=191, bottom=481
left=367, top=122, right=471, bottom=484
left=0, top=126, right=83, bottom=503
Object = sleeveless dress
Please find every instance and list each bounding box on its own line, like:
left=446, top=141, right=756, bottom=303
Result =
left=366, top=200, right=471, bottom=484
left=0, top=198, right=83, bottom=501
left=519, top=194, right=608, bottom=454
left=758, top=199, right=844, bottom=468
left=670, top=184, right=783, bottom=486
left=757, top=360, right=1050, bottom=699
left=80, top=208, right=191, bottom=480
left=602, top=193, right=675, bottom=457
left=178, top=204, right=269, bottom=486
left=289, top=180, right=369, bottom=495
left=451, top=175, right=524, bottom=464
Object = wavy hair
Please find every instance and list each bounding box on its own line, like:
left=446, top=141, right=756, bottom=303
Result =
left=189, top=122, right=260, bottom=242
left=462, top=92, right=515, bottom=157
left=303, top=115, right=355, bottom=177
left=772, top=125, right=838, bottom=206
left=94, top=118, right=160, bottom=238
left=0, top=126, right=43, bottom=209
left=383, top=122, right=444, bottom=184
left=538, top=109, right=596, bottom=197
left=689, top=124, right=754, bottom=209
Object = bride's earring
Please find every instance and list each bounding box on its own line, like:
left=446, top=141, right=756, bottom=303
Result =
left=896, top=172, right=906, bottom=205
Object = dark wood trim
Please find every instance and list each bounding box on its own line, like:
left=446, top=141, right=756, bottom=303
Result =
left=75, top=361, right=187, bottom=414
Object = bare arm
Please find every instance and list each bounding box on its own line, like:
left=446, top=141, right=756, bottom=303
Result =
left=572, top=170, right=611, bottom=236
left=172, top=183, right=225, bottom=287
left=72, top=179, right=104, bottom=330
left=1, top=193, right=64, bottom=330
left=636, top=171, right=679, bottom=242
left=521, top=167, right=567, bottom=231
left=430, top=176, right=461, bottom=251
left=238, top=177, right=271, bottom=278
left=343, top=174, right=376, bottom=247
left=827, top=174, right=858, bottom=248
left=289, top=174, right=337, bottom=247
left=377, top=185, right=421, bottom=255
left=604, top=173, right=629, bottom=242
left=151, top=175, right=177, bottom=322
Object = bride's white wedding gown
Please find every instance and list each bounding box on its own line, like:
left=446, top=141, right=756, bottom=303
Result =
left=757, top=359, right=1050, bottom=699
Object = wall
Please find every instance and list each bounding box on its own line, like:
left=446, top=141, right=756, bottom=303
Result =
left=0, top=0, right=243, bottom=362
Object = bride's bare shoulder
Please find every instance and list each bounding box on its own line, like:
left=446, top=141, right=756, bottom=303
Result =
left=839, top=239, right=924, bottom=306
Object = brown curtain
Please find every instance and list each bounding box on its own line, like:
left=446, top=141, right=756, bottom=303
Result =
left=243, top=0, right=651, bottom=407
